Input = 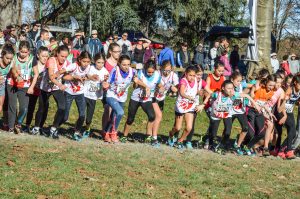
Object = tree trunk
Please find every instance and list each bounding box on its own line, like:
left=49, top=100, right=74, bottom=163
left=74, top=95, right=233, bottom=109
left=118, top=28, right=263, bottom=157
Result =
left=247, top=0, right=274, bottom=79
left=0, top=0, right=22, bottom=29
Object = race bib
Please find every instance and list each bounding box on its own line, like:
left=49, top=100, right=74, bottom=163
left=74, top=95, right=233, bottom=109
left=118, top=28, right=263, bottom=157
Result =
left=256, top=100, right=266, bottom=107
left=89, top=82, right=102, bottom=92
left=116, top=84, right=127, bottom=97
left=21, top=69, right=29, bottom=81
left=285, top=103, right=294, bottom=113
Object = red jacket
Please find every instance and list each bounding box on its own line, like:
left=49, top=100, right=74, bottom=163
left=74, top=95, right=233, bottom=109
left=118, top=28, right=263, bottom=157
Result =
left=281, top=61, right=291, bottom=75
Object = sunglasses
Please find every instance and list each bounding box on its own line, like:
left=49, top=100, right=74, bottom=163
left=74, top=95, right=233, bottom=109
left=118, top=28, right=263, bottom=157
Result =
left=163, top=70, right=171, bottom=73
left=122, top=35, right=128, bottom=37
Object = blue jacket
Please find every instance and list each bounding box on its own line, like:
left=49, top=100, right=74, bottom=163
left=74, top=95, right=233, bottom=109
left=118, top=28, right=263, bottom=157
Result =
left=158, top=47, right=175, bottom=67
left=86, top=38, right=103, bottom=58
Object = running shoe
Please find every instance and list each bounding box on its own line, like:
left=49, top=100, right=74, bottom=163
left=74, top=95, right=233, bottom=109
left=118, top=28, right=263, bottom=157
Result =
left=167, top=136, right=177, bottom=147
left=119, top=136, right=128, bottom=143
left=151, top=139, right=160, bottom=148
left=263, top=148, right=270, bottom=156
left=8, top=128, right=14, bottom=134
left=285, top=150, right=296, bottom=159
left=270, top=148, right=279, bottom=156
left=277, top=151, right=286, bottom=159
left=102, top=132, right=111, bottom=143
left=50, top=127, right=59, bottom=139
left=185, top=141, right=193, bottom=150
left=110, top=131, right=119, bottom=143
left=145, top=135, right=153, bottom=143
left=243, top=146, right=254, bottom=156
left=203, top=138, right=210, bottom=150
left=73, top=131, right=82, bottom=141
left=82, top=130, right=90, bottom=139
left=235, top=147, right=244, bottom=156
left=177, top=142, right=185, bottom=150
left=31, top=127, right=40, bottom=135
left=14, top=125, right=22, bottom=134
left=214, top=144, right=226, bottom=155
left=23, top=126, right=30, bottom=134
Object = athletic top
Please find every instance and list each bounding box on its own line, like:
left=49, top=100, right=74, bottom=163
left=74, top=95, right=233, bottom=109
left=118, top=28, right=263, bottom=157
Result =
left=131, top=69, right=161, bottom=102
left=254, top=88, right=274, bottom=107
left=40, top=57, right=70, bottom=92
left=84, top=65, right=109, bottom=100
left=64, top=62, right=91, bottom=95
left=210, top=91, right=235, bottom=120
left=285, top=87, right=300, bottom=113
left=7, top=54, right=34, bottom=88
left=106, top=66, right=135, bottom=102
left=207, top=73, right=225, bottom=92
left=175, top=77, right=198, bottom=113
left=0, top=60, right=11, bottom=89
left=155, top=70, right=179, bottom=101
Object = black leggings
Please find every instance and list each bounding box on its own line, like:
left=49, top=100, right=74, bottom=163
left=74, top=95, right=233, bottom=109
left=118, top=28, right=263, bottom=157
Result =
left=186, top=112, right=197, bottom=142
left=232, top=114, right=248, bottom=133
left=26, top=94, right=41, bottom=126
left=126, top=99, right=155, bottom=125
left=246, top=108, right=266, bottom=148
left=85, top=97, right=96, bottom=126
left=208, top=117, right=232, bottom=146
left=35, top=90, right=65, bottom=128
left=275, top=113, right=296, bottom=151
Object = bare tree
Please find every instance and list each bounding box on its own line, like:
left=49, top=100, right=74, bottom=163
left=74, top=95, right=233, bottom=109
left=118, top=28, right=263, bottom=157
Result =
left=0, top=0, right=23, bottom=29
left=272, top=0, right=298, bottom=51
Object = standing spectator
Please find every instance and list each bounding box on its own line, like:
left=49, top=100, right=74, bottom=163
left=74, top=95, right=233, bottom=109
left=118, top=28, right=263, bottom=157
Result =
left=16, top=31, right=28, bottom=50
left=36, top=29, right=50, bottom=50
left=4, top=25, right=17, bottom=45
left=281, top=55, right=291, bottom=75
left=103, top=36, right=114, bottom=56
left=28, top=22, right=41, bottom=43
left=0, top=29, right=5, bottom=48
left=85, top=30, right=103, bottom=59
left=176, top=42, right=191, bottom=68
left=217, top=36, right=231, bottom=78
left=158, top=42, right=175, bottom=67
left=270, top=53, right=280, bottom=73
left=143, top=39, right=157, bottom=64
left=193, top=43, right=205, bottom=67
left=210, top=41, right=219, bottom=70
left=132, top=38, right=150, bottom=67
left=72, top=30, right=85, bottom=51
left=230, top=45, right=240, bottom=70
left=117, top=32, right=132, bottom=56
left=113, top=34, right=119, bottom=43
left=289, top=53, right=299, bottom=75
left=59, top=36, right=69, bottom=46
left=237, top=55, right=247, bottom=77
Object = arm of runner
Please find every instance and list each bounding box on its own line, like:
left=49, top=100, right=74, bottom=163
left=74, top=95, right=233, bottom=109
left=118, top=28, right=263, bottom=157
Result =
left=204, top=76, right=213, bottom=95
left=27, top=65, right=39, bottom=94
left=48, top=64, right=66, bottom=91
left=240, top=93, right=261, bottom=113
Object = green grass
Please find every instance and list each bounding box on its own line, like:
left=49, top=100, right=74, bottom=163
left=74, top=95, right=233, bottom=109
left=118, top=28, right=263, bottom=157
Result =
left=0, top=89, right=299, bottom=198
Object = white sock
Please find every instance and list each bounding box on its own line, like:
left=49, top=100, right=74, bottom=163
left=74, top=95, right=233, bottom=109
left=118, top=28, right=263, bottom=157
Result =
left=153, top=136, right=157, bottom=140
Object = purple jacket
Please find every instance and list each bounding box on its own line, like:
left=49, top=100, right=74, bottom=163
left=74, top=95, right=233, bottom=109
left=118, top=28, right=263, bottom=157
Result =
left=219, top=55, right=231, bottom=77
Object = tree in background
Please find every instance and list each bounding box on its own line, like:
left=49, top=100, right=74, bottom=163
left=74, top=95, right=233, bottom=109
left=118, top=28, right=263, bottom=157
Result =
left=0, top=0, right=23, bottom=30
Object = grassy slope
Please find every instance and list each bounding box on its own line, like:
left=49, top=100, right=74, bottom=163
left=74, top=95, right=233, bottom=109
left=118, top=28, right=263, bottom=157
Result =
left=0, top=90, right=299, bottom=198
left=0, top=134, right=299, bottom=199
